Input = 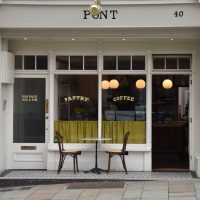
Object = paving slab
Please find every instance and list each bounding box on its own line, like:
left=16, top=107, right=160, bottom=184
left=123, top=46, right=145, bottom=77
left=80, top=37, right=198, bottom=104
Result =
left=124, top=189, right=143, bottom=198
left=52, top=189, right=83, bottom=200
left=96, top=189, right=124, bottom=200
left=169, top=183, right=195, bottom=193
left=169, top=197, right=197, bottom=200
left=142, top=190, right=168, bottom=199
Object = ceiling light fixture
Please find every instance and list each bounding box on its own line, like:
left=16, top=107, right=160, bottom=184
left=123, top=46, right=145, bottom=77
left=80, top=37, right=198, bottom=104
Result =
left=89, top=0, right=102, bottom=16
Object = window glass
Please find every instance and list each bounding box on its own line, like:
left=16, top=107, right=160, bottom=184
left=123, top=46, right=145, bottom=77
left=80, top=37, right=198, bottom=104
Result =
left=84, top=56, right=97, bottom=70
left=15, top=55, right=23, bottom=70
left=132, top=56, right=145, bottom=70
left=70, top=56, right=83, bottom=70
left=179, top=57, right=191, bottom=69
left=152, top=75, right=189, bottom=170
left=24, top=55, right=35, bottom=70
left=118, top=56, right=131, bottom=70
left=103, top=56, right=116, bottom=70
left=36, top=56, right=48, bottom=70
left=153, top=57, right=165, bottom=69
left=13, top=78, right=45, bottom=143
left=55, top=75, right=98, bottom=143
left=102, top=75, right=146, bottom=144
left=56, top=56, right=69, bottom=70
left=166, top=57, right=177, bottom=69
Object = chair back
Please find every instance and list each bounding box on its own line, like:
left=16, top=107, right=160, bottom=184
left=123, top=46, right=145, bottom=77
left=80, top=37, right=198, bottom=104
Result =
left=55, top=132, right=64, bottom=153
left=121, top=131, right=129, bottom=152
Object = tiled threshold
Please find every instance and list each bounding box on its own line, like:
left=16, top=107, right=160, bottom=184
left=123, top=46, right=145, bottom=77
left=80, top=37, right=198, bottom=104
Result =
left=0, top=170, right=197, bottom=187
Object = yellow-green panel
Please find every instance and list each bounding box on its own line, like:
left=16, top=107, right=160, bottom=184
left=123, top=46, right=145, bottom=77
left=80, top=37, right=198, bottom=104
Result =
left=54, top=121, right=146, bottom=144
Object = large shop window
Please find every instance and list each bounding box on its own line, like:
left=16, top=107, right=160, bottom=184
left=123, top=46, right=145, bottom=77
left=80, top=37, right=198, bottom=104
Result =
left=54, top=75, right=98, bottom=143
left=13, top=78, right=45, bottom=143
left=102, top=75, right=146, bottom=144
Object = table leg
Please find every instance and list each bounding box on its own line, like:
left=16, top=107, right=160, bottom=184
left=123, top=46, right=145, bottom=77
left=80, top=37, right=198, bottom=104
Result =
left=84, top=140, right=107, bottom=174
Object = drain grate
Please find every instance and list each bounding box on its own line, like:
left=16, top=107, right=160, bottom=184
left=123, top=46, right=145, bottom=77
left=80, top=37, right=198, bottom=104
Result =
left=67, top=181, right=125, bottom=189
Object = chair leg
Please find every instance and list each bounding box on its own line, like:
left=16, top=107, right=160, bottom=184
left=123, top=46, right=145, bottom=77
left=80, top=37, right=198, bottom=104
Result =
left=73, top=156, right=76, bottom=174
left=122, top=155, right=128, bottom=174
left=57, top=155, right=62, bottom=174
left=107, top=154, right=111, bottom=173
left=75, top=155, right=79, bottom=172
left=58, top=155, right=65, bottom=174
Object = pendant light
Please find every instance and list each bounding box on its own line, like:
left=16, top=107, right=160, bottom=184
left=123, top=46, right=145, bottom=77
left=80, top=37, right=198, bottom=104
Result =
left=136, top=79, right=146, bottom=89
left=162, top=79, right=173, bottom=89
left=109, top=79, right=119, bottom=89
left=102, top=80, right=110, bottom=90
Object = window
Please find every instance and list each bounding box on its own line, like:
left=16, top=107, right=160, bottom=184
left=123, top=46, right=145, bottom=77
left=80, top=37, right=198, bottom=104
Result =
left=56, top=56, right=69, bottom=70
left=24, top=55, right=35, bottom=70
left=15, top=55, right=48, bottom=70
left=55, top=75, right=98, bottom=143
left=36, top=56, right=48, bottom=70
left=132, top=56, right=145, bottom=70
left=56, top=56, right=97, bottom=70
left=103, top=55, right=145, bottom=70
left=153, top=55, right=191, bottom=70
left=118, top=56, right=131, bottom=70
left=102, top=75, right=146, bottom=144
left=84, top=56, right=97, bottom=70
left=104, top=56, right=116, bottom=70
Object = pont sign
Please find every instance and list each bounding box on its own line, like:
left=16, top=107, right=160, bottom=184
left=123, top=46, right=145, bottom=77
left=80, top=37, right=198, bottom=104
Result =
left=64, top=96, right=90, bottom=102
left=113, top=96, right=135, bottom=102
left=83, top=10, right=118, bottom=20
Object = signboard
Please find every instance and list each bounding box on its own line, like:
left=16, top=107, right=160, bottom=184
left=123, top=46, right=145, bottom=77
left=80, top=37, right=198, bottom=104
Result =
left=0, top=4, right=200, bottom=28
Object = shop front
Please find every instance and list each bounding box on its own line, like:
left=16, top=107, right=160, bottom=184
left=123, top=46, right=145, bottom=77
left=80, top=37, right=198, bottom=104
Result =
left=0, top=1, right=200, bottom=174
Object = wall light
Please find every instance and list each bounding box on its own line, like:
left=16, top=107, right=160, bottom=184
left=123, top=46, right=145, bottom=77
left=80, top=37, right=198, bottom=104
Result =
left=136, top=79, right=146, bottom=89
left=89, top=0, right=102, bottom=16
left=162, top=79, right=173, bottom=89
left=102, top=80, right=110, bottom=89
left=109, top=79, right=119, bottom=89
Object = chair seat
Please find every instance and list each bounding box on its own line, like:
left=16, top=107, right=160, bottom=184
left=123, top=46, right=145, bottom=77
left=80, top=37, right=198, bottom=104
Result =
left=62, top=149, right=81, bottom=154
left=106, top=149, right=128, bottom=155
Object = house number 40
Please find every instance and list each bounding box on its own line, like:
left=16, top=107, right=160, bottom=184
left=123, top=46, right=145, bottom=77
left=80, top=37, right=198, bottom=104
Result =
left=174, top=10, right=184, bottom=17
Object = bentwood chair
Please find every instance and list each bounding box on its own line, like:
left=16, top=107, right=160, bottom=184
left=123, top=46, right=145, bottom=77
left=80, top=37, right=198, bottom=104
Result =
left=55, top=132, right=81, bottom=174
left=106, top=131, right=129, bottom=174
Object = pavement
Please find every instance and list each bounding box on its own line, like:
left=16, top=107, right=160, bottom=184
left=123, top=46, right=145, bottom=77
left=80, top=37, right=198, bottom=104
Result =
left=1, top=180, right=200, bottom=200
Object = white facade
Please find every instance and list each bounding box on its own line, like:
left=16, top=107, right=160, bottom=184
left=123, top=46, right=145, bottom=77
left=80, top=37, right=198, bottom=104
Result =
left=0, top=0, right=200, bottom=175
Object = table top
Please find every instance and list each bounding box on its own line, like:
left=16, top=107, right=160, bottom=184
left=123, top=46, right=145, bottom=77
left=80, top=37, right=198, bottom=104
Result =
left=82, top=138, right=112, bottom=141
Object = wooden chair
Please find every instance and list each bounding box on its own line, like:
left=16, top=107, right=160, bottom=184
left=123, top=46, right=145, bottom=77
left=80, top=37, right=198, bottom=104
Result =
left=106, top=132, right=129, bottom=174
left=55, top=132, right=81, bottom=174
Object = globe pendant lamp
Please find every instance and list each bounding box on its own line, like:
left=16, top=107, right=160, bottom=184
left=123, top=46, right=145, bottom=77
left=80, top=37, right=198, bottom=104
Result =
left=109, top=79, right=119, bottom=89
left=162, top=79, right=173, bottom=89
left=102, top=80, right=110, bottom=90
left=136, top=79, right=146, bottom=89
left=89, top=0, right=102, bottom=16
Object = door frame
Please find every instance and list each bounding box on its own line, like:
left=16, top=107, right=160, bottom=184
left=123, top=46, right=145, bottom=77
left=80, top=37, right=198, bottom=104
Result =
left=6, top=74, right=49, bottom=169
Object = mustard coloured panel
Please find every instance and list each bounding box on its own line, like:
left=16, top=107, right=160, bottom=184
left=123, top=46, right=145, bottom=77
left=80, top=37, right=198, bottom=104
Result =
left=54, top=121, right=146, bottom=144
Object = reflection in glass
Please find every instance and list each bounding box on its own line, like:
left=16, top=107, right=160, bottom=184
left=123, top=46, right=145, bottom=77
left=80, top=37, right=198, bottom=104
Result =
left=102, top=75, right=146, bottom=144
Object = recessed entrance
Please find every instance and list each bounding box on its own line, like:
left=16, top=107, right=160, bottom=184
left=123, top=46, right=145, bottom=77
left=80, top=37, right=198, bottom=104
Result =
left=152, top=75, right=190, bottom=171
